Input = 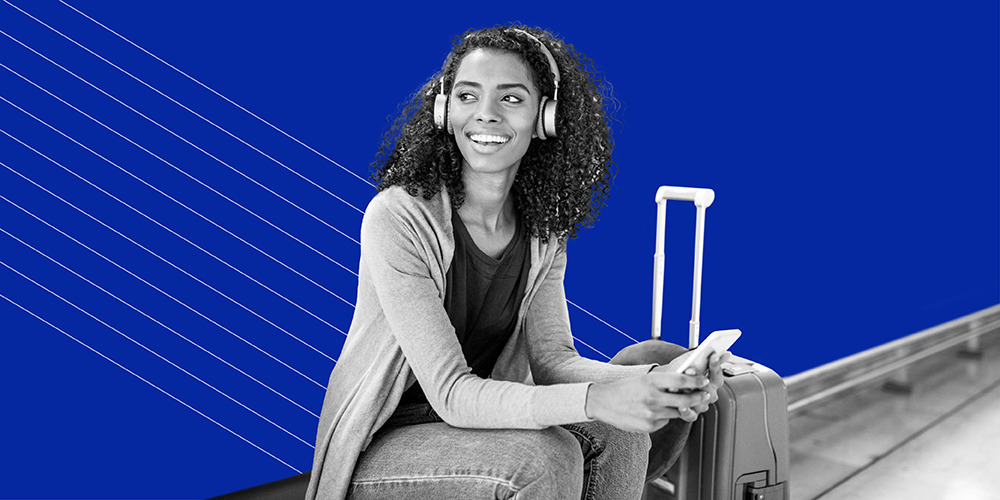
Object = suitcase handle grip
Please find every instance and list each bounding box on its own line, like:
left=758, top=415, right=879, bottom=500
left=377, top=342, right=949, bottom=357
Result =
left=655, top=186, right=715, bottom=207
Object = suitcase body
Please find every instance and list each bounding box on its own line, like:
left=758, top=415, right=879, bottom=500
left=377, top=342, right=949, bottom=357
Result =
left=655, top=357, right=790, bottom=499
left=644, top=187, right=790, bottom=500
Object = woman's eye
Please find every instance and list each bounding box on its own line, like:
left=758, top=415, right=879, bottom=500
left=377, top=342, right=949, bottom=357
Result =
left=502, top=94, right=523, bottom=103
left=457, top=92, right=477, bottom=102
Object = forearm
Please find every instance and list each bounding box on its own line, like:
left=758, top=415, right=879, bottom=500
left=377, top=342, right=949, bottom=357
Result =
left=531, top=347, right=655, bottom=385
left=522, top=247, right=653, bottom=384
left=582, top=368, right=712, bottom=432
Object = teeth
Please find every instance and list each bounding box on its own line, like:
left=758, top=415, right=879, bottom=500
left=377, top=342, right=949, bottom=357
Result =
left=469, top=134, right=509, bottom=144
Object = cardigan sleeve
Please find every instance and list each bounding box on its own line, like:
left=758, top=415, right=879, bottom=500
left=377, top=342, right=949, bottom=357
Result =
left=523, top=242, right=656, bottom=385
left=360, top=195, right=592, bottom=428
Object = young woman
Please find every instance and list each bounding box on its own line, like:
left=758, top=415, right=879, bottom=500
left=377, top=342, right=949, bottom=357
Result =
left=306, top=25, right=726, bottom=500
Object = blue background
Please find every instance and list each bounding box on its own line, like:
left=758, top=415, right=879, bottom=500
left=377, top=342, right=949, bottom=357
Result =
left=1, top=1, right=996, bottom=497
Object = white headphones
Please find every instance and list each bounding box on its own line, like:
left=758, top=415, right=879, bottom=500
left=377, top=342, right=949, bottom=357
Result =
left=433, top=28, right=561, bottom=140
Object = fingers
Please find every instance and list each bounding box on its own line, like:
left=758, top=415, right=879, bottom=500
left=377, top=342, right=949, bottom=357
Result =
left=598, top=366, right=728, bottom=432
left=708, top=351, right=722, bottom=369
left=691, top=391, right=718, bottom=412
left=647, top=370, right=710, bottom=392
left=706, top=351, right=729, bottom=388
left=677, top=406, right=699, bottom=422
left=660, top=387, right=713, bottom=411
left=651, top=354, right=730, bottom=425
left=648, top=407, right=698, bottom=428
left=708, top=350, right=730, bottom=372
left=706, top=390, right=719, bottom=405
left=624, top=394, right=710, bottom=431
left=678, top=392, right=717, bottom=421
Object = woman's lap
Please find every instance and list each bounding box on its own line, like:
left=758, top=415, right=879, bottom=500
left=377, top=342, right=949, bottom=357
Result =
left=346, top=402, right=650, bottom=500
left=346, top=340, right=691, bottom=499
left=347, top=419, right=586, bottom=500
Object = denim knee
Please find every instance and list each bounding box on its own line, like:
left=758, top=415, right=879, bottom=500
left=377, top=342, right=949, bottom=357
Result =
left=507, top=426, right=584, bottom=500
left=562, top=421, right=650, bottom=500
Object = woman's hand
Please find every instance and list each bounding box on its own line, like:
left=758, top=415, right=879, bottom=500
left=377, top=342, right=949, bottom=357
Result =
left=660, top=350, right=730, bottom=420
left=584, top=369, right=712, bottom=433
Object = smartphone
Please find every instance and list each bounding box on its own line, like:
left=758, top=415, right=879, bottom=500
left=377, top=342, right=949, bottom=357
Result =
left=674, top=329, right=742, bottom=374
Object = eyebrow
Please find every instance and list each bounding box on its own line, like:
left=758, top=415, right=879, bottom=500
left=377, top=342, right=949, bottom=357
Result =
left=453, top=81, right=532, bottom=94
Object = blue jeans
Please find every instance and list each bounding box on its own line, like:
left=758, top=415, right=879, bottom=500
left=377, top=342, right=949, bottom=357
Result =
left=346, top=403, right=648, bottom=499
left=345, top=340, right=690, bottom=499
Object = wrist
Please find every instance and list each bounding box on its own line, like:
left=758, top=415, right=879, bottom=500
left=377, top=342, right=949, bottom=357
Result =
left=584, top=382, right=604, bottom=420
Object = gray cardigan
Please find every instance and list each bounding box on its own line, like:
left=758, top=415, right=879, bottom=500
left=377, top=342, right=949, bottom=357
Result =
left=306, top=186, right=653, bottom=500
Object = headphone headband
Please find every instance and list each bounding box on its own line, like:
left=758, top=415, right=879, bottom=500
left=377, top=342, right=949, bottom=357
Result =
left=433, top=27, right=561, bottom=139
left=509, top=28, right=560, bottom=101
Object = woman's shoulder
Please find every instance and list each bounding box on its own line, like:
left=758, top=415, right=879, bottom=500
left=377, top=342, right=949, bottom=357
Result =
left=363, top=185, right=453, bottom=233
left=367, top=185, right=449, bottom=212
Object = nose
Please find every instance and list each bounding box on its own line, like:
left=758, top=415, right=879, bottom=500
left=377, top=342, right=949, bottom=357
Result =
left=474, top=97, right=501, bottom=123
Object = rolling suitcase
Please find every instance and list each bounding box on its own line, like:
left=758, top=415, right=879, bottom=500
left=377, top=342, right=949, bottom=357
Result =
left=643, top=186, right=790, bottom=500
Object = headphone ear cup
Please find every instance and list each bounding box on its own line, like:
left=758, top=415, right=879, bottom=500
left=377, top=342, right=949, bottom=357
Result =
left=535, top=96, right=550, bottom=140
left=542, top=98, right=558, bottom=138
left=535, top=96, right=557, bottom=140
left=434, top=93, right=450, bottom=133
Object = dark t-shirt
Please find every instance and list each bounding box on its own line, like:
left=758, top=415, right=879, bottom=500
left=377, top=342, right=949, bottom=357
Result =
left=399, top=209, right=530, bottom=405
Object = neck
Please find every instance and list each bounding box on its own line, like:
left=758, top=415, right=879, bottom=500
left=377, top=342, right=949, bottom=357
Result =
left=459, top=163, right=518, bottom=233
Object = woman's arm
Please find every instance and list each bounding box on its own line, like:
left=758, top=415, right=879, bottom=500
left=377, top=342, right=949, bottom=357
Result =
left=523, top=243, right=655, bottom=384
left=584, top=351, right=726, bottom=432
left=522, top=242, right=725, bottom=432
left=360, top=195, right=591, bottom=429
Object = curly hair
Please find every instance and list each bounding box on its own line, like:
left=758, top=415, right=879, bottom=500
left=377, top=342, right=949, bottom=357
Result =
left=371, top=24, right=618, bottom=242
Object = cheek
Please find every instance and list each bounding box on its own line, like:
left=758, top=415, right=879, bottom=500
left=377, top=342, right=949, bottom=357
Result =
left=511, top=112, right=538, bottom=140
left=447, top=104, right=466, bottom=131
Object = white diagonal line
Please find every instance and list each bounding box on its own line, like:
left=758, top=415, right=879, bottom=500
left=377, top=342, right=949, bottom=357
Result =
left=572, top=333, right=614, bottom=359
left=5, top=166, right=618, bottom=373
left=12, top=0, right=639, bottom=352
left=0, top=185, right=328, bottom=388
left=0, top=107, right=354, bottom=334
left=0, top=291, right=302, bottom=473
left=572, top=330, right=614, bottom=359
left=0, top=61, right=360, bottom=286
left=0, top=260, right=315, bottom=449
left=0, top=31, right=362, bottom=244
left=567, top=300, right=642, bottom=344
left=0, top=145, right=339, bottom=365
left=58, top=0, right=375, bottom=189
left=0, top=36, right=361, bottom=258
left=8, top=0, right=372, bottom=209
left=0, top=223, right=321, bottom=417
left=572, top=336, right=612, bottom=361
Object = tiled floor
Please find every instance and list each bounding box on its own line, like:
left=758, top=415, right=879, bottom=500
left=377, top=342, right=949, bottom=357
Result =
left=789, top=333, right=1000, bottom=500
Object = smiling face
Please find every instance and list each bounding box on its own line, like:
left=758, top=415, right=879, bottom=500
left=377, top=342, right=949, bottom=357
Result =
left=449, top=48, right=540, bottom=179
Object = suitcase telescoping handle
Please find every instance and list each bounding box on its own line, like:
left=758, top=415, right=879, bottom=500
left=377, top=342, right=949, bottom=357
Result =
left=651, top=186, right=715, bottom=348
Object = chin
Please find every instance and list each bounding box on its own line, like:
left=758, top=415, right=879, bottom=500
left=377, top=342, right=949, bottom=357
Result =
left=462, top=155, right=521, bottom=175
left=456, top=142, right=530, bottom=176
